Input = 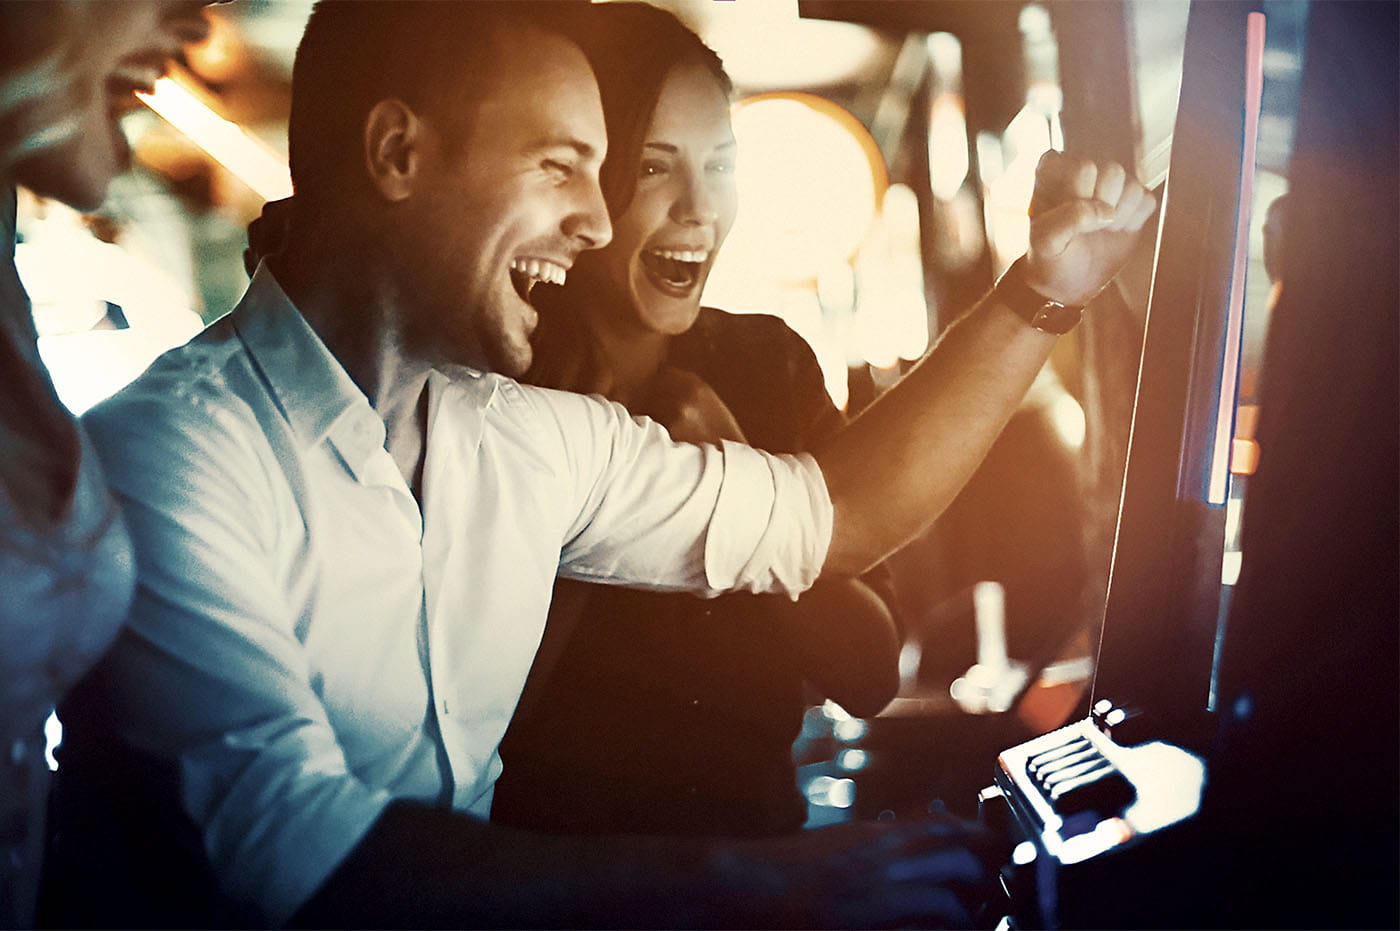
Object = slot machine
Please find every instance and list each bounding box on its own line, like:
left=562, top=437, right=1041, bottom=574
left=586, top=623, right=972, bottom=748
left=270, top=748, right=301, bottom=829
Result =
left=979, top=2, right=1398, bottom=927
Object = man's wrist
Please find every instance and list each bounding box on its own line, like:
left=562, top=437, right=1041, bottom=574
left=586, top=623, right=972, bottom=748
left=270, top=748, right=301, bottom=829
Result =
left=992, top=257, right=1084, bottom=334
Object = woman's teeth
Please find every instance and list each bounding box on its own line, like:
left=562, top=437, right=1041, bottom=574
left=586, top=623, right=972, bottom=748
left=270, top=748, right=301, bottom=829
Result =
left=648, top=248, right=710, bottom=264
left=643, top=248, right=708, bottom=289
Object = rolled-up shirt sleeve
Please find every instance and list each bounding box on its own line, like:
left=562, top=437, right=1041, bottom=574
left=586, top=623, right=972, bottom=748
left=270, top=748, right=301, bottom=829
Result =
left=704, top=442, right=831, bottom=598
left=84, top=388, right=390, bottom=927
left=533, top=386, right=831, bottom=599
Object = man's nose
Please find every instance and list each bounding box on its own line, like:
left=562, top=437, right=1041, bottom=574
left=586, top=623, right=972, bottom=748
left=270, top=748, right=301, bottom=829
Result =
left=165, top=1, right=213, bottom=45
left=565, top=178, right=613, bottom=251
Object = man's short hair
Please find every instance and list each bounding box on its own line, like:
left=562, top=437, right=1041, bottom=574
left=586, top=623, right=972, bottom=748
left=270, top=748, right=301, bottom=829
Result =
left=288, top=0, right=591, bottom=206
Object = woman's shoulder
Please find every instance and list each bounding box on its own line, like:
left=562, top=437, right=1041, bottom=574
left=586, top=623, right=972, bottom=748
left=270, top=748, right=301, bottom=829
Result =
left=678, top=307, right=841, bottom=451
left=683, top=306, right=815, bottom=369
left=693, top=305, right=805, bottom=341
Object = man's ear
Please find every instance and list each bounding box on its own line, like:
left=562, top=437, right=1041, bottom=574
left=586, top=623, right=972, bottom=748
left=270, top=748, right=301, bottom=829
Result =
left=362, top=98, right=432, bottom=202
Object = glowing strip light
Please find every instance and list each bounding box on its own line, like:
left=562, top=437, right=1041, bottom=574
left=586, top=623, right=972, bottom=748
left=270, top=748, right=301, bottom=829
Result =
left=1208, top=11, right=1266, bottom=505
left=137, top=76, right=292, bottom=201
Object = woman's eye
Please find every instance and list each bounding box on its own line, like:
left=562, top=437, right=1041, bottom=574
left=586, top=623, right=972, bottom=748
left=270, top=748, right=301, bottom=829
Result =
left=639, top=161, right=667, bottom=178
left=708, top=160, right=735, bottom=175
left=543, top=160, right=573, bottom=180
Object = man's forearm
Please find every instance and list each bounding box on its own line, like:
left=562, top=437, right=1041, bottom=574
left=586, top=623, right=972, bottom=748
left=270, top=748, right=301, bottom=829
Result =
left=815, top=152, right=1155, bottom=577
left=818, top=294, right=1056, bottom=576
left=289, top=798, right=1003, bottom=929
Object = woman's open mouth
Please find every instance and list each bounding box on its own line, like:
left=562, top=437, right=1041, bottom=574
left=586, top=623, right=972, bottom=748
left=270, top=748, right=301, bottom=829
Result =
left=641, top=247, right=710, bottom=296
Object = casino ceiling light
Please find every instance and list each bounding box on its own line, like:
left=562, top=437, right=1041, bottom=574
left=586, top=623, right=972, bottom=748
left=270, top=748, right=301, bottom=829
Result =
left=716, top=92, right=887, bottom=284
left=137, top=74, right=292, bottom=202
left=673, top=0, right=886, bottom=91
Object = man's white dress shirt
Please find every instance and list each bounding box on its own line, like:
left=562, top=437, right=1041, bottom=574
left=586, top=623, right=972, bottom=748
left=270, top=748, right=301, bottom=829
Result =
left=81, top=266, right=832, bottom=925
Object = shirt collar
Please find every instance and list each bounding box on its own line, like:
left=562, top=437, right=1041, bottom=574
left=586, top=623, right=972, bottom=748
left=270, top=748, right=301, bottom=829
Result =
left=231, top=263, right=385, bottom=464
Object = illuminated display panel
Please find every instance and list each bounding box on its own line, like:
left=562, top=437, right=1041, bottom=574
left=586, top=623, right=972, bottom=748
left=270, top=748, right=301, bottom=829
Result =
left=1089, top=0, right=1271, bottom=748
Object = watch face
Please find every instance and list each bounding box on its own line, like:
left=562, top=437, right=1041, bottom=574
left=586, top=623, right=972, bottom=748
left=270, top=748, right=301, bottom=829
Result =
left=1030, top=301, right=1083, bottom=334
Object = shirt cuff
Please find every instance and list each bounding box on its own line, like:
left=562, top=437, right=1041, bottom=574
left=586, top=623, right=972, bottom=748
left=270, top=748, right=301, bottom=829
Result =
left=704, top=442, right=832, bottom=598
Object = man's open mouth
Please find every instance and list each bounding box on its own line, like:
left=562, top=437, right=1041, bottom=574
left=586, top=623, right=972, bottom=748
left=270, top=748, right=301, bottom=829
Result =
left=106, top=57, right=167, bottom=115
left=509, top=258, right=567, bottom=302
left=105, top=80, right=150, bottom=121
left=641, top=248, right=710, bottom=291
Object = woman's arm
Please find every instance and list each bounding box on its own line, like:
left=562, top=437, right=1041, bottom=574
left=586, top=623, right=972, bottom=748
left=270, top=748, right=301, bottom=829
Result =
left=640, top=352, right=902, bottom=717
left=769, top=574, right=901, bottom=717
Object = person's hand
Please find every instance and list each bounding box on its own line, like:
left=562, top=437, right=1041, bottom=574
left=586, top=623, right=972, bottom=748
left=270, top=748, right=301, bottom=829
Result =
left=1024, top=150, right=1157, bottom=307
left=711, top=813, right=1007, bottom=929
left=641, top=365, right=747, bottom=445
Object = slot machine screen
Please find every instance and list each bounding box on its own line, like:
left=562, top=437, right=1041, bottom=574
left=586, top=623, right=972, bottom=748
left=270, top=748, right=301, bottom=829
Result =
left=1086, top=0, right=1276, bottom=749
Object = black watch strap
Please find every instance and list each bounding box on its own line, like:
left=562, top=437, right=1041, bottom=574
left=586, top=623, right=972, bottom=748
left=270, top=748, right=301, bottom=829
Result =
left=993, top=258, right=1084, bottom=334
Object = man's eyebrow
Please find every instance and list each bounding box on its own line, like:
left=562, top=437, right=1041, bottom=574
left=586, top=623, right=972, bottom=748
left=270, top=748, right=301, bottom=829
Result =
left=531, top=137, right=599, bottom=159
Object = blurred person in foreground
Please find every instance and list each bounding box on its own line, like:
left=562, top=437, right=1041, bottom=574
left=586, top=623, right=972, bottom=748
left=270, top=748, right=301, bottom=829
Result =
left=58, top=1, right=1155, bottom=927
left=494, top=2, right=901, bottom=840
left=0, top=2, right=209, bottom=926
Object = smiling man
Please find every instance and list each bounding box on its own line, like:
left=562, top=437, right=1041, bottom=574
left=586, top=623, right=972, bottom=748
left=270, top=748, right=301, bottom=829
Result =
left=58, top=1, right=1155, bottom=927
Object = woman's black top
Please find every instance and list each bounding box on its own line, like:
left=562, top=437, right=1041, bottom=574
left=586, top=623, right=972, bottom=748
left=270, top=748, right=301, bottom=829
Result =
left=492, top=307, right=862, bottom=837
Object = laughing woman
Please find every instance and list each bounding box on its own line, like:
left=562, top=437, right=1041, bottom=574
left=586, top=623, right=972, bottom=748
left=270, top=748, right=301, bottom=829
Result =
left=0, top=3, right=208, bottom=925
left=492, top=2, right=901, bottom=838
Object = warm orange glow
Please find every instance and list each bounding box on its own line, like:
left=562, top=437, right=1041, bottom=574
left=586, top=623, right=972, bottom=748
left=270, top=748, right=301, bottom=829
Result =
left=723, top=91, right=887, bottom=277
left=702, top=92, right=894, bottom=408
left=185, top=9, right=248, bottom=84
left=1231, top=437, right=1260, bottom=475
left=1235, top=403, right=1260, bottom=439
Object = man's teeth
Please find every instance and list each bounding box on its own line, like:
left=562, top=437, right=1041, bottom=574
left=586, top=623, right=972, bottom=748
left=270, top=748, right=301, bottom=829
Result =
left=649, top=248, right=710, bottom=263
left=107, top=65, right=164, bottom=99
left=509, top=258, right=566, bottom=287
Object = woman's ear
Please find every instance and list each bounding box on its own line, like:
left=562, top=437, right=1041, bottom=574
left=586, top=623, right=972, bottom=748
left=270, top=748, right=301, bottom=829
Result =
left=362, top=98, right=431, bottom=202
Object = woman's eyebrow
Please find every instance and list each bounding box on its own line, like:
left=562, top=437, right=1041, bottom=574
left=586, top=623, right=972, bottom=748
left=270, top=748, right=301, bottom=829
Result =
left=642, top=140, right=736, bottom=153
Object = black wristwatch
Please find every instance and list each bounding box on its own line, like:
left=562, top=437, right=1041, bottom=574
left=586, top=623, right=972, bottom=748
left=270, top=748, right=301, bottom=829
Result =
left=993, top=258, right=1084, bottom=334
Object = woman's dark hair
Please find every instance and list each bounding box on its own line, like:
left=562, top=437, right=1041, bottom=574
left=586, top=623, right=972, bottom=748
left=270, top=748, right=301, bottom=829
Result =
left=574, top=2, right=731, bottom=216
left=526, top=4, right=733, bottom=391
